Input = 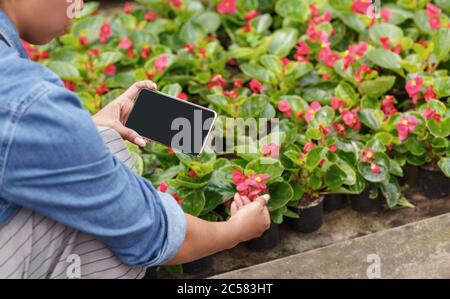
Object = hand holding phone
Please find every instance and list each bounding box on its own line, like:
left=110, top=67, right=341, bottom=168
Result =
left=126, top=89, right=217, bottom=156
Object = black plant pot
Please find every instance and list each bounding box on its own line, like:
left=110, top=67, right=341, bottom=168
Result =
left=323, top=194, right=347, bottom=212
left=245, top=223, right=280, bottom=251
left=288, top=198, right=324, bottom=233
left=419, top=166, right=450, bottom=198
left=142, top=267, right=158, bottom=279
left=183, top=256, right=213, bottom=275
left=398, top=164, right=420, bottom=187
left=350, top=189, right=383, bottom=213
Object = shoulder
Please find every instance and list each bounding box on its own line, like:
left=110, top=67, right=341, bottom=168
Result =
left=0, top=41, right=73, bottom=112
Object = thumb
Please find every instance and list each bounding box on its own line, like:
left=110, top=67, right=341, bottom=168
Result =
left=114, top=123, right=147, bottom=147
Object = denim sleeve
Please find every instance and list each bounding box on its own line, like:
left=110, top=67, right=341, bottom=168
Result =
left=0, top=82, right=186, bottom=267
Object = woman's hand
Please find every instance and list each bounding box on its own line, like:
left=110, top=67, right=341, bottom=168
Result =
left=92, top=80, right=157, bottom=147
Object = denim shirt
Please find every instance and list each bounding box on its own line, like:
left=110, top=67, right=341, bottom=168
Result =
left=0, top=10, right=186, bottom=267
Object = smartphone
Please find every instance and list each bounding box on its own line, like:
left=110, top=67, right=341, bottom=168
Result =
left=126, top=88, right=217, bottom=156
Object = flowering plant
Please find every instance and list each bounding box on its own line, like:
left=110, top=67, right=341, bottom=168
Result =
left=33, top=0, right=450, bottom=220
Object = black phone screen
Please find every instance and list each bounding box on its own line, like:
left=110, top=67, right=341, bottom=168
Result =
left=126, top=89, right=217, bottom=156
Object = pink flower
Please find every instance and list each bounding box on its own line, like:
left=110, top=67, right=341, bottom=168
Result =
left=329, top=144, right=338, bottom=153
left=261, top=143, right=280, bottom=159
left=361, top=148, right=375, bottom=163
left=119, top=38, right=133, bottom=50
left=429, top=16, right=441, bottom=29
left=188, top=170, right=197, bottom=178
left=320, top=125, right=331, bottom=135
left=281, top=57, right=290, bottom=67
left=184, top=44, right=195, bottom=53
left=380, top=36, right=391, bottom=50
left=331, top=97, right=344, bottom=110
left=382, top=95, right=397, bottom=118
left=343, top=42, right=368, bottom=69
left=426, top=3, right=442, bottom=29
left=87, top=48, right=100, bottom=56
left=154, top=55, right=169, bottom=73
left=318, top=47, right=339, bottom=67
left=381, top=8, right=392, bottom=22
left=145, top=11, right=158, bottom=21
left=99, top=22, right=112, bottom=44
left=278, top=100, right=292, bottom=117
left=306, top=21, right=321, bottom=43
left=295, top=41, right=312, bottom=56
left=397, top=116, right=417, bottom=141
left=424, top=85, right=437, bottom=102
left=352, top=0, right=372, bottom=15
left=223, top=90, right=240, bottom=99
left=178, top=92, right=188, bottom=101
left=309, top=4, right=320, bottom=17
left=207, top=75, right=227, bottom=89
left=217, top=0, right=237, bottom=14
left=123, top=2, right=133, bottom=14
left=355, top=64, right=372, bottom=82
left=169, top=0, right=183, bottom=9
left=79, top=35, right=89, bottom=46
left=303, top=142, right=316, bottom=153
left=233, top=77, right=244, bottom=89
left=64, top=81, right=77, bottom=92
left=96, top=83, right=109, bottom=95
left=406, top=76, right=423, bottom=104
left=141, top=46, right=151, bottom=59
left=371, top=163, right=381, bottom=174
left=245, top=10, right=260, bottom=20
left=159, top=182, right=169, bottom=193
left=423, top=108, right=441, bottom=122
left=341, top=109, right=361, bottom=131
left=333, top=122, right=347, bottom=137
left=103, top=64, right=117, bottom=76
left=232, top=170, right=269, bottom=201
left=249, top=79, right=264, bottom=94
left=305, top=102, right=322, bottom=122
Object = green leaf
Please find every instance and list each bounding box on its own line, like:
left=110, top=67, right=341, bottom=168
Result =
left=260, top=55, right=283, bottom=75
left=357, top=152, right=390, bottom=183
left=380, top=177, right=401, bottom=208
left=267, top=28, right=299, bottom=57
left=434, top=28, right=450, bottom=62
left=358, top=109, right=385, bottom=131
left=369, top=23, right=404, bottom=44
left=181, top=191, right=206, bottom=216
left=427, top=118, right=450, bottom=138
left=275, top=0, right=310, bottom=23
left=325, top=164, right=345, bottom=189
left=438, top=158, right=450, bottom=177
left=240, top=62, right=275, bottom=83
left=267, top=182, right=294, bottom=211
left=359, top=76, right=396, bottom=98
left=47, top=61, right=80, bottom=81
left=366, top=48, right=402, bottom=72
left=239, top=95, right=269, bottom=118
left=305, top=146, right=327, bottom=171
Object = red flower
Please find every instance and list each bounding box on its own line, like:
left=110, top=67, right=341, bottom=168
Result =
left=169, top=0, right=183, bottom=9
left=305, top=102, right=322, bottom=122
left=96, top=83, right=110, bottom=95
left=188, top=170, right=197, bottom=178
left=167, top=147, right=174, bottom=154
left=343, top=42, right=368, bottom=69
left=380, top=36, right=391, bottom=50
left=381, top=95, right=397, bottom=117
left=223, top=90, right=240, bottom=99
left=87, top=48, right=100, bottom=56
left=243, top=10, right=260, bottom=32
left=423, top=108, right=441, bottom=122
left=333, top=122, right=347, bottom=137
left=177, top=92, right=188, bottom=101
left=141, top=46, right=151, bottom=59
left=397, top=116, right=417, bottom=141
left=123, top=2, right=133, bottom=14
left=217, top=0, right=237, bottom=15
left=207, top=75, right=227, bottom=89
left=329, top=144, right=338, bottom=153
left=277, top=100, right=292, bottom=117
left=159, top=182, right=169, bottom=193
left=331, top=97, right=344, bottom=110
left=303, top=142, right=316, bottom=153
left=64, top=80, right=77, bottom=92
left=103, top=64, right=117, bottom=76
left=318, top=47, right=339, bottom=67
left=352, top=0, right=372, bottom=15
left=355, top=64, right=372, bottom=82
left=249, top=79, right=264, bottom=94
left=320, top=125, right=332, bottom=135
left=233, top=77, right=244, bottom=89
left=406, top=76, right=423, bottom=104
left=426, top=3, right=442, bottom=30
left=261, top=143, right=280, bottom=159
left=145, top=11, right=158, bottom=21
left=145, top=71, right=155, bottom=80
left=295, top=41, right=312, bottom=57
left=361, top=148, right=375, bottom=163
left=79, top=35, right=89, bottom=46
left=381, top=8, right=392, bottom=22
left=172, top=193, right=182, bottom=205
left=371, top=163, right=381, bottom=174
left=281, top=57, right=290, bottom=67
left=99, top=22, right=112, bottom=44
left=154, top=55, right=169, bottom=73
left=184, top=44, right=195, bottom=53
left=424, top=85, right=437, bottom=102
left=309, top=4, right=320, bottom=18
left=341, top=109, right=361, bottom=131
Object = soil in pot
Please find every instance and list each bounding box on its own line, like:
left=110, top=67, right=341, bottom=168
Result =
left=287, top=196, right=324, bottom=233
left=419, top=165, right=450, bottom=198
left=398, top=164, right=420, bottom=187
left=245, top=223, right=280, bottom=251
left=183, top=256, right=214, bottom=275
left=323, top=194, right=347, bottom=212
left=350, top=189, right=383, bottom=213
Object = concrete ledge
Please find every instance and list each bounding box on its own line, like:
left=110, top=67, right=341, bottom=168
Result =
left=211, top=213, right=450, bottom=279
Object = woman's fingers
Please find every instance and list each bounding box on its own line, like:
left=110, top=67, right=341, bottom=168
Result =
left=241, top=196, right=251, bottom=205
left=114, top=123, right=147, bottom=147
left=122, top=80, right=157, bottom=103
left=230, top=201, right=238, bottom=216
left=234, top=193, right=244, bottom=209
